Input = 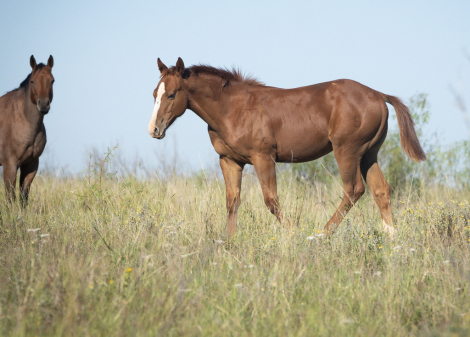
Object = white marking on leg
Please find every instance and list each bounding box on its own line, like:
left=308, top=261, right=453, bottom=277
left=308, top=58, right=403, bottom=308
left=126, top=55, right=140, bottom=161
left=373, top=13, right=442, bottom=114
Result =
left=383, top=219, right=396, bottom=238
left=148, top=82, right=166, bottom=135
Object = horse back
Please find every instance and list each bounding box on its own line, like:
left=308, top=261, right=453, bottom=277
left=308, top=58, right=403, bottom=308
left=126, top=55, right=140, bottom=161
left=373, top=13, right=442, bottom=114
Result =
left=243, top=80, right=386, bottom=163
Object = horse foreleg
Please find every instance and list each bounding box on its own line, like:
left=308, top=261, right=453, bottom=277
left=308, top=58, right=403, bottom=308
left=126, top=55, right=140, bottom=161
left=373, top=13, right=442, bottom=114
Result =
left=20, top=159, right=39, bottom=207
left=252, top=155, right=291, bottom=229
left=3, top=160, right=18, bottom=203
left=220, top=156, right=245, bottom=238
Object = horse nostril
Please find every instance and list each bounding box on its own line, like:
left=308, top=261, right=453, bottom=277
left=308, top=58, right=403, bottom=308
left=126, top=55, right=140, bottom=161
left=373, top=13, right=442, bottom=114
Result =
left=38, top=99, right=41, bottom=105
left=45, top=100, right=50, bottom=106
left=154, top=127, right=159, bottom=135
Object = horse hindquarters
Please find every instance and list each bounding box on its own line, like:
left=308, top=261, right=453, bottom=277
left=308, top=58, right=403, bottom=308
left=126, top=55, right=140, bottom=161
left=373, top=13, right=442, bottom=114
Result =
left=323, top=89, right=390, bottom=236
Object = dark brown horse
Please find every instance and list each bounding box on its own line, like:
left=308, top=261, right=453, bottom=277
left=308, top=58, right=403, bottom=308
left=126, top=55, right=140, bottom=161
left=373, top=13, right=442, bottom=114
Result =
left=0, top=55, right=54, bottom=204
left=148, top=58, right=426, bottom=238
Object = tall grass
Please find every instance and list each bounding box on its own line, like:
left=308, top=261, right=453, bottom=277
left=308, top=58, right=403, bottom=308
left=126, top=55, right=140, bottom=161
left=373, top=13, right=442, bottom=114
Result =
left=0, top=165, right=469, bottom=336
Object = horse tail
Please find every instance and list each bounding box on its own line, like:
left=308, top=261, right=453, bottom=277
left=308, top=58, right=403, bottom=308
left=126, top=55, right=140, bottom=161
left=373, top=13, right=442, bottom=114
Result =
left=382, top=94, right=426, bottom=162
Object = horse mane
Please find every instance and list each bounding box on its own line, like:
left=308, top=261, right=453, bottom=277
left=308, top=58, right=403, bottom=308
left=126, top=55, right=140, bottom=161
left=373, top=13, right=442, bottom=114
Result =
left=188, top=65, right=265, bottom=87
left=18, top=63, right=46, bottom=90
left=163, top=64, right=265, bottom=87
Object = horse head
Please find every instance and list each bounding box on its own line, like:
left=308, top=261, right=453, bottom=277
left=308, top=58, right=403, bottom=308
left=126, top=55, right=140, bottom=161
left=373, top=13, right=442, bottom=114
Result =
left=148, top=57, right=188, bottom=139
left=29, top=55, right=54, bottom=114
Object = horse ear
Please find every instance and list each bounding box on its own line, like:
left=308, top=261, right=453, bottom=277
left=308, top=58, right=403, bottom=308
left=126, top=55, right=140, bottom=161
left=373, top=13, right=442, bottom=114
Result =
left=175, top=57, right=185, bottom=75
left=47, top=55, right=54, bottom=68
left=30, top=55, right=37, bottom=70
left=157, top=58, right=168, bottom=73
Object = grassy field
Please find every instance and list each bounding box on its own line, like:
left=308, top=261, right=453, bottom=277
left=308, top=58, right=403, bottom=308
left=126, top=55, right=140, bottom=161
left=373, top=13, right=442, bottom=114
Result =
left=0, top=168, right=470, bottom=336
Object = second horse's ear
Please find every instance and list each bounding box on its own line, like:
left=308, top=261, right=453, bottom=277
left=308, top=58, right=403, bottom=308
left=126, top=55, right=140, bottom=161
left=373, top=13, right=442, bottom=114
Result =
left=30, top=55, right=37, bottom=70
left=175, top=57, right=185, bottom=76
left=157, top=58, right=168, bottom=73
left=47, top=55, right=54, bottom=68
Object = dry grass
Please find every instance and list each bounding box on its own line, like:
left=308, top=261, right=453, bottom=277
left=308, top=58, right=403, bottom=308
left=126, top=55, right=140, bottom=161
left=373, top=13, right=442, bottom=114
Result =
left=0, top=169, right=469, bottom=336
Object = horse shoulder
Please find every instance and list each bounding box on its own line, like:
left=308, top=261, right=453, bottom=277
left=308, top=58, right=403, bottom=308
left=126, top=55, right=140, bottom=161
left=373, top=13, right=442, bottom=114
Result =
left=32, top=123, right=47, bottom=159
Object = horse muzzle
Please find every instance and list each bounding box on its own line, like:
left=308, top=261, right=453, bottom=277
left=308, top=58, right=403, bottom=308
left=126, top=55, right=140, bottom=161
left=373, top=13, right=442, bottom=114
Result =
left=150, top=126, right=166, bottom=139
left=37, top=99, right=50, bottom=115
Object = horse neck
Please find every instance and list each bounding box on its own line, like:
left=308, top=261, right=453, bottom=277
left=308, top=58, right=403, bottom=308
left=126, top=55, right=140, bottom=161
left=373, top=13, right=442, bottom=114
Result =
left=21, top=86, right=44, bottom=128
left=184, top=77, right=234, bottom=131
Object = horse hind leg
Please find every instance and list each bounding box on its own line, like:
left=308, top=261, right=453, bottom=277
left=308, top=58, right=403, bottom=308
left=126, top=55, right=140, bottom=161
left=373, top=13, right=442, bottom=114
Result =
left=360, top=151, right=396, bottom=238
left=323, top=154, right=365, bottom=236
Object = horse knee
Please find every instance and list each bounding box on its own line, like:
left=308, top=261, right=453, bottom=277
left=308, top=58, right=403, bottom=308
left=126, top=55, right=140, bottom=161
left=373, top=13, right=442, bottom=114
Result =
left=226, top=194, right=240, bottom=214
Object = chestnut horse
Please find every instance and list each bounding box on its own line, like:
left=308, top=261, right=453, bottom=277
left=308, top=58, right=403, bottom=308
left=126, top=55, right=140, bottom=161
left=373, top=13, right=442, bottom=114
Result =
left=148, top=58, right=426, bottom=238
left=0, top=55, right=54, bottom=204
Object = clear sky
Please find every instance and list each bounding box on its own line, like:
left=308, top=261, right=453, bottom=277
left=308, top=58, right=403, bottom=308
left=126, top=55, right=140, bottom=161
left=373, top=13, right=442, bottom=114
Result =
left=1, top=0, right=469, bottom=173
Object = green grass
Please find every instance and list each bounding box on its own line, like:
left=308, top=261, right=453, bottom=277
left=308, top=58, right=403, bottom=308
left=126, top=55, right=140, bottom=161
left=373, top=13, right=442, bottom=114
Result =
left=0, top=170, right=469, bottom=336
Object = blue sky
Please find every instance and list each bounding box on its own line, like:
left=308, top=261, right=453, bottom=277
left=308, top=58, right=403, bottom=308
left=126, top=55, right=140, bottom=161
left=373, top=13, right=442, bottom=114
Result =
left=1, top=0, right=469, bottom=173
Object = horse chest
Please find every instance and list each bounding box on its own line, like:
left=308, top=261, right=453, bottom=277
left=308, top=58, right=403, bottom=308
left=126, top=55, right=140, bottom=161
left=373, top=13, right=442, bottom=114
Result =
left=208, top=129, right=251, bottom=163
left=16, top=130, right=46, bottom=165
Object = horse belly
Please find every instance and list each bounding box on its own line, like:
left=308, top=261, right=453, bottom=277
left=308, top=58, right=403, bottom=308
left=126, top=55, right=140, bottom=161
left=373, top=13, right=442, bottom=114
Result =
left=274, top=113, right=332, bottom=163
left=276, top=136, right=332, bottom=163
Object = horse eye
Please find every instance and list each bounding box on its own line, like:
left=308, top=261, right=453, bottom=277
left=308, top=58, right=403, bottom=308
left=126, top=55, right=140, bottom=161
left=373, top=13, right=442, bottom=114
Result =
left=30, top=80, right=34, bottom=84
left=52, top=80, right=55, bottom=84
left=168, top=94, right=175, bottom=100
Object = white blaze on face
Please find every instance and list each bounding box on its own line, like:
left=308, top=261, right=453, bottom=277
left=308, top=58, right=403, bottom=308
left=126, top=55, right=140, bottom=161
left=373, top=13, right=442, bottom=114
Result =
left=148, top=82, right=166, bottom=135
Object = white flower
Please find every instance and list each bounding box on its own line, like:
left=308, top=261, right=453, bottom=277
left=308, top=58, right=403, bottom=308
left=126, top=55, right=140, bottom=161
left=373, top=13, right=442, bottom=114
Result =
left=40, top=234, right=50, bottom=238
left=306, top=236, right=315, bottom=241
left=27, top=228, right=41, bottom=232
left=374, top=271, right=382, bottom=276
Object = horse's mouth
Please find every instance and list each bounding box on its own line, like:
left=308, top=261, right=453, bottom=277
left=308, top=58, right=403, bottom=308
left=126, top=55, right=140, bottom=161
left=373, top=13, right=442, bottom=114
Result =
left=155, top=131, right=166, bottom=139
